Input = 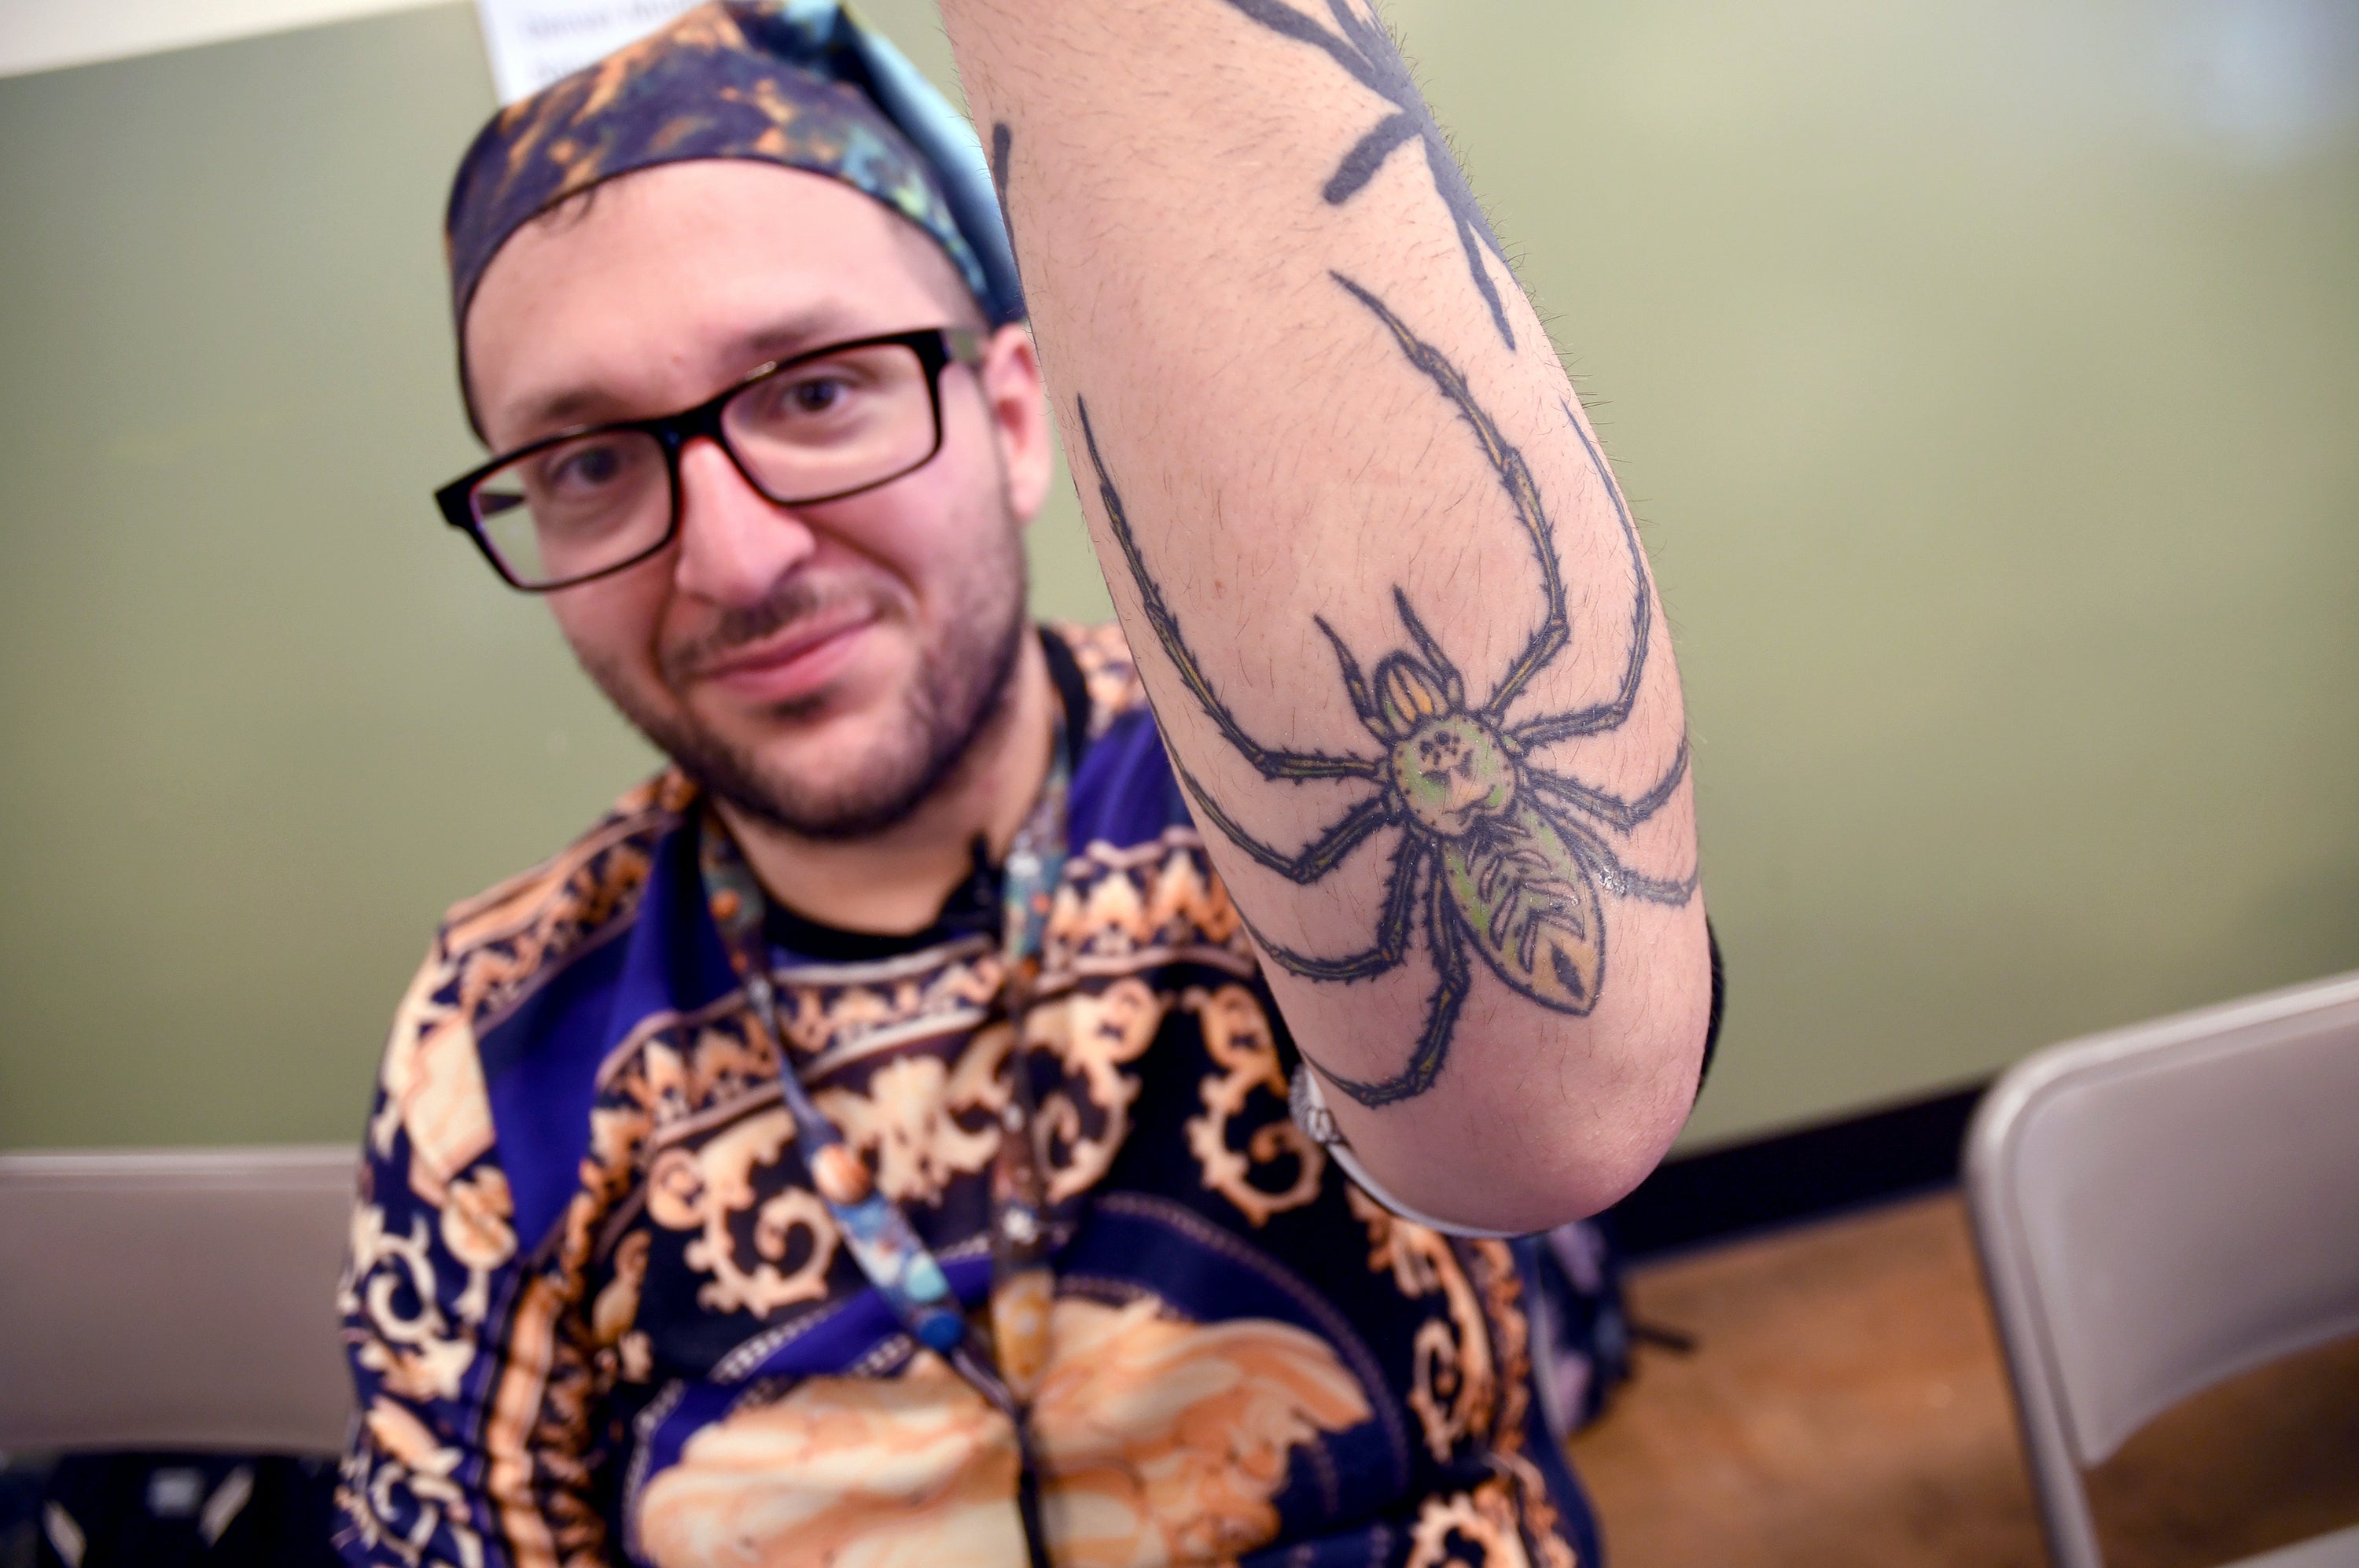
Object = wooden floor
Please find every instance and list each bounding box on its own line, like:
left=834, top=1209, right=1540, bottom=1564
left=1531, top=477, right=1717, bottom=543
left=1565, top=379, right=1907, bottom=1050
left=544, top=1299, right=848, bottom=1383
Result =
left=1566, top=1193, right=2359, bottom=1568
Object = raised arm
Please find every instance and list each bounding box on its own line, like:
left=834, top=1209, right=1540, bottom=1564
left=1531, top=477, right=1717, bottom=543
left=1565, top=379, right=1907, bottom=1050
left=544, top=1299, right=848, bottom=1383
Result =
left=942, top=0, right=1710, bottom=1231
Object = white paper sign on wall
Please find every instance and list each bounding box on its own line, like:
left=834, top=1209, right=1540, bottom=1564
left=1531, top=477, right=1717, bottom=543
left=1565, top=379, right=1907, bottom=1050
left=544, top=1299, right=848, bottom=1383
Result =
left=472, top=0, right=703, bottom=105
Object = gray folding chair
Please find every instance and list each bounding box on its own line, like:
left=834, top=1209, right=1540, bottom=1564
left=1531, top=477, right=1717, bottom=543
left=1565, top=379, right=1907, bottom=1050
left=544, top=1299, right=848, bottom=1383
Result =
left=1967, top=972, right=2359, bottom=1568
left=0, top=1146, right=356, bottom=1455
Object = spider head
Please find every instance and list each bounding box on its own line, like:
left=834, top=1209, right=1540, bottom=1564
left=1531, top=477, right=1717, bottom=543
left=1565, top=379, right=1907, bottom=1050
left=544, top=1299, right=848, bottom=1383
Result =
left=1386, top=707, right=1517, bottom=837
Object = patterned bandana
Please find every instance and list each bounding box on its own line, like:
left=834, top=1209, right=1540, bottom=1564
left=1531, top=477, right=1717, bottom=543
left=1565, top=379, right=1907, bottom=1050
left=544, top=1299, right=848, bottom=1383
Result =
left=443, top=0, right=1024, bottom=341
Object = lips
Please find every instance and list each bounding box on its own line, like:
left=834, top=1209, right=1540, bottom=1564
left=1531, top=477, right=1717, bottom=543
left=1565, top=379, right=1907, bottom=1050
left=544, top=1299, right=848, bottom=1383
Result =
left=691, top=605, right=878, bottom=706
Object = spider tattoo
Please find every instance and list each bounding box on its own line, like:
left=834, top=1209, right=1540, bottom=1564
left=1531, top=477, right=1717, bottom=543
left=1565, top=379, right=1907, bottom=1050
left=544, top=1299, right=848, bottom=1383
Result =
left=1216, top=0, right=1520, bottom=349
left=1076, top=275, right=1696, bottom=1108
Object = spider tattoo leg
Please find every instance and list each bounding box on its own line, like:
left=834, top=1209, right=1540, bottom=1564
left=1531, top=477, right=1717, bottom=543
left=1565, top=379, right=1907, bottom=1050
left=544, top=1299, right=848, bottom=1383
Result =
left=1171, top=773, right=1393, bottom=885
left=1302, top=853, right=1473, bottom=1107
left=987, top=120, right=1029, bottom=304
left=1523, top=739, right=1690, bottom=834
left=1544, top=808, right=1700, bottom=907
left=1240, top=837, right=1426, bottom=981
left=1433, top=158, right=1517, bottom=352
left=1218, top=0, right=1376, bottom=79
left=1218, top=0, right=1520, bottom=348
left=1511, top=402, right=1653, bottom=746
left=1326, top=112, right=1422, bottom=204
left=1313, top=615, right=1382, bottom=730
left=1079, top=396, right=1382, bottom=785
left=1332, top=275, right=1566, bottom=713
left=1388, top=590, right=1465, bottom=708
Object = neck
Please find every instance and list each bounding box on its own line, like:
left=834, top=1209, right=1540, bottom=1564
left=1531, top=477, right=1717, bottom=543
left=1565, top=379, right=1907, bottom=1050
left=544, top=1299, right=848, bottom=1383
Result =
left=714, top=632, right=1056, bottom=937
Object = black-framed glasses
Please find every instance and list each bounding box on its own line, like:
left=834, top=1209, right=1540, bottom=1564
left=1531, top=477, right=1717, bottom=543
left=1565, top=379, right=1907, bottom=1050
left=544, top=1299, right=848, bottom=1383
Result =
left=437, top=326, right=985, bottom=591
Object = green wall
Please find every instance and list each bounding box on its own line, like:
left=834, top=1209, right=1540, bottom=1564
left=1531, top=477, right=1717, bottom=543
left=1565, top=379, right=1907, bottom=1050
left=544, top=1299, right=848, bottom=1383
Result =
left=2, top=0, right=2353, bottom=1154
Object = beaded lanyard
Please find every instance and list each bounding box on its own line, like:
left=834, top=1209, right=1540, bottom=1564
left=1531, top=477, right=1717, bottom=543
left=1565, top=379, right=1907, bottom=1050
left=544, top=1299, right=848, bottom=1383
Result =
left=697, top=727, right=1069, bottom=1568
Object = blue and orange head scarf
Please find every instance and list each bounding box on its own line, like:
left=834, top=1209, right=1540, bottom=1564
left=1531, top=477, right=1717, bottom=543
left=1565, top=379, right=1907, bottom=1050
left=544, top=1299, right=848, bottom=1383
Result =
left=443, top=0, right=1023, bottom=341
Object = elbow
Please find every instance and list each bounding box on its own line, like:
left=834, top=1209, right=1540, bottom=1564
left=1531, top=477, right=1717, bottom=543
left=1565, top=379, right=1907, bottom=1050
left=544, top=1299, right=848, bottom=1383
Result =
left=1349, top=1010, right=1707, bottom=1237
left=1303, top=911, right=1717, bottom=1235
left=1490, top=1061, right=1701, bottom=1233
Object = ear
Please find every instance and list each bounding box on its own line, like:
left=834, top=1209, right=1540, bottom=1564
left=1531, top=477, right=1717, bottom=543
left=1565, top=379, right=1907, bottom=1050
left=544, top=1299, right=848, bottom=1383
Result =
left=977, top=323, right=1054, bottom=527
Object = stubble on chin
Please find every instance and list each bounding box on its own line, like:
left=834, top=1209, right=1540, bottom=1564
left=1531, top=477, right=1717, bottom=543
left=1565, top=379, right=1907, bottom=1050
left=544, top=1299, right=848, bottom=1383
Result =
left=578, top=556, right=1029, bottom=843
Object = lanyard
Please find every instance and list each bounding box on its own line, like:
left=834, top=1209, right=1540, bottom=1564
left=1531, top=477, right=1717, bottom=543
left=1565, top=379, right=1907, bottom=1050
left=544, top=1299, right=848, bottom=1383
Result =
left=696, top=722, right=1070, bottom=1568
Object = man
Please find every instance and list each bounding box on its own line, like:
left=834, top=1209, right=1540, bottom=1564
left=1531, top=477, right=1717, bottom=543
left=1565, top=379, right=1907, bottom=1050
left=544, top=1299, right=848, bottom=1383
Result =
left=337, top=3, right=1717, bottom=1565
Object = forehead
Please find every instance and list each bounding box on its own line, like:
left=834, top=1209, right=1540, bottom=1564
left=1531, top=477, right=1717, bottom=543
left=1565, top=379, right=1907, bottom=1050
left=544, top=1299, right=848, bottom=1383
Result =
left=464, top=159, right=974, bottom=445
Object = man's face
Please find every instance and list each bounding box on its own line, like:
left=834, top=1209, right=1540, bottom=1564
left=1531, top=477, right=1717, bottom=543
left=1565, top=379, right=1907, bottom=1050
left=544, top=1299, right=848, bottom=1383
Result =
left=465, top=160, right=1053, bottom=837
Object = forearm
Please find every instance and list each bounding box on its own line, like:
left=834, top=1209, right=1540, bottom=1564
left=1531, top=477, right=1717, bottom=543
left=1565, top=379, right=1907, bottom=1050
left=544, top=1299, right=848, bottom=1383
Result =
left=943, top=0, right=1709, bottom=1228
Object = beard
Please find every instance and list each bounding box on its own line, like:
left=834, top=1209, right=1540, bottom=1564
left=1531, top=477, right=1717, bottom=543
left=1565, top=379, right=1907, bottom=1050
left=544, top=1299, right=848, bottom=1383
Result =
left=582, top=525, right=1029, bottom=841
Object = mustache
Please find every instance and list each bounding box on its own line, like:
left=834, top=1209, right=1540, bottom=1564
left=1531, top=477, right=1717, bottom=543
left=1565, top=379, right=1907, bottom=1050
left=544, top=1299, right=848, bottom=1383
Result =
left=661, top=576, right=874, bottom=684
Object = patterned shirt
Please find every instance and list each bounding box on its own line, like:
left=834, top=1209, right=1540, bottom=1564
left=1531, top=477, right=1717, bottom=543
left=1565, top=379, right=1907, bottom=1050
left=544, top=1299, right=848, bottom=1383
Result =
left=335, top=623, right=1601, bottom=1568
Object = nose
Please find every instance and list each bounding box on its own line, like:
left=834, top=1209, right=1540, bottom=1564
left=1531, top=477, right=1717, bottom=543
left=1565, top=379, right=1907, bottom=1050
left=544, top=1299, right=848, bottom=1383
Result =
left=670, top=436, right=818, bottom=605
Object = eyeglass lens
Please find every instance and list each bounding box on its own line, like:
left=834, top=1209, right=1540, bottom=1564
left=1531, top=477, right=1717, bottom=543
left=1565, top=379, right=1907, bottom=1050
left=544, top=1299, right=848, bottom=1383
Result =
left=469, top=340, right=940, bottom=588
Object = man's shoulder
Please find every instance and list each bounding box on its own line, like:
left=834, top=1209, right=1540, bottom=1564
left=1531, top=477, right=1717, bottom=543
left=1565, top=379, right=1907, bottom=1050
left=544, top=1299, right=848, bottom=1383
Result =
left=435, top=768, right=695, bottom=981
left=372, top=771, right=697, bottom=1195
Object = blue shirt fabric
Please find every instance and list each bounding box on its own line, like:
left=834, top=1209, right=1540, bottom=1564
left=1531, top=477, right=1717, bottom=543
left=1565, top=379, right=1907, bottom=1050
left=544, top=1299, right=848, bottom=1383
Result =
left=334, top=623, right=1601, bottom=1568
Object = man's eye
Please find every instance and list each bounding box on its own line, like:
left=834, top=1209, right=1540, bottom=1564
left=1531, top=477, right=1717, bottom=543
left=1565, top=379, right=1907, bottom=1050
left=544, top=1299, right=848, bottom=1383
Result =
left=781, top=374, right=854, bottom=414
left=555, top=446, right=623, bottom=488
left=538, top=440, right=631, bottom=494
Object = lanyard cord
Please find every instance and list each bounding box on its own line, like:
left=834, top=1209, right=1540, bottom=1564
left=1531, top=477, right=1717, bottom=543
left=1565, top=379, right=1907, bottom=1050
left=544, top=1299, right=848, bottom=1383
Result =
left=697, top=721, right=1070, bottom=1568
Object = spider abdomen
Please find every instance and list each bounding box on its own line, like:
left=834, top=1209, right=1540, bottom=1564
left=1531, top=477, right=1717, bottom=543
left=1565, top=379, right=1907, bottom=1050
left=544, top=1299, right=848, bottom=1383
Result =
left=1440, top=801, right=1605, bottom=1014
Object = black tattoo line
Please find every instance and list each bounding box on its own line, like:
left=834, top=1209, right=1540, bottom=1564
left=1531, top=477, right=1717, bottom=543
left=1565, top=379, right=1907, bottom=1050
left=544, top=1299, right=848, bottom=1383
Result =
left=1076, top=276, right=1693, bottom=1108
left=989, top=121, right=1027, bottom=298
left=1215, top=0, right=1518, bottom=348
